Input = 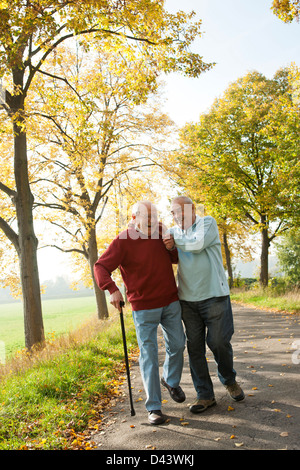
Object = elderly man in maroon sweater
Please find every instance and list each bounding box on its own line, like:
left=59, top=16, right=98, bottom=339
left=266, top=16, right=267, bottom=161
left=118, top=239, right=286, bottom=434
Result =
left=94, top=201, right=186, bottom=425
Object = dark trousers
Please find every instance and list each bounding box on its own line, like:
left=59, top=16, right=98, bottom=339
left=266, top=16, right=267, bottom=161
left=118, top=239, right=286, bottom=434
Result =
left=180, top=295, right=236, bottom=399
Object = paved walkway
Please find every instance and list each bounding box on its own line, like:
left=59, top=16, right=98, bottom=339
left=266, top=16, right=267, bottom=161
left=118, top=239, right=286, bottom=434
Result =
left=92, top=303, right=300, bottom=452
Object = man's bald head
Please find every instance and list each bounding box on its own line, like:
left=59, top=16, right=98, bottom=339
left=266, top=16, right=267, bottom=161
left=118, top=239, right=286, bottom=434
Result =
left=171, top=196, right=193, bottom=206
left=132, top=200, right=158, bottom=236
left=132, top=200, right=157, bottom=216
left=171, top=196, right=196, bottom=230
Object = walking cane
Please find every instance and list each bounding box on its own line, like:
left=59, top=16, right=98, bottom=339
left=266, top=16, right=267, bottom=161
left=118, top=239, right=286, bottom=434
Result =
left=119, top=301, right=135, bottom=416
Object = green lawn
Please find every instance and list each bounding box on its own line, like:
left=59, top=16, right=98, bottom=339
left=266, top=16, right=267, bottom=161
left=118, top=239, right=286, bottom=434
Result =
left=0, top=296, right=98, bottom=359
left=0, top=306, right=137, bottom=450
left=230, top=288, right=300, bottom=314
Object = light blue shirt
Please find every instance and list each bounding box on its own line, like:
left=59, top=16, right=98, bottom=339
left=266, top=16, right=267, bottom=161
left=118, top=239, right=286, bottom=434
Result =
left=169, top=215, right=230, bottom=301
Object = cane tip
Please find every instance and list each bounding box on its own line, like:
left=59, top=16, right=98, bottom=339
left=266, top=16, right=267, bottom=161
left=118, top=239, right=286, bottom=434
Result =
left=131, top=410, right=136, bottom=416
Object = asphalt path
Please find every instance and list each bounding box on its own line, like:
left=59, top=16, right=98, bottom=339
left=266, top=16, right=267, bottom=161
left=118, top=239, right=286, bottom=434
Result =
left=92, top=303, right=300, bottom=454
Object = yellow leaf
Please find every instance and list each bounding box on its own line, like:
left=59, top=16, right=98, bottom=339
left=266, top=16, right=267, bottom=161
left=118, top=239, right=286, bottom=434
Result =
left=230, top=435, right=236, bottom=439
left=180, top=421, right=189, bottom=426
left=235, top=442, right=244, bottom=447
left=227, top=406, right=235, bottom=411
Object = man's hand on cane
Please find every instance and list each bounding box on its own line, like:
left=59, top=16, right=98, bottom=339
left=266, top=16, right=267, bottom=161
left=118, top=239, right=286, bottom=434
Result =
left=110, top=289, right=125, bottom=312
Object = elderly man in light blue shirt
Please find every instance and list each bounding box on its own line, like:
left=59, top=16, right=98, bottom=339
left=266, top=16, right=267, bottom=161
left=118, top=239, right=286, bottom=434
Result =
left=164, top=196, right=244, bottom=413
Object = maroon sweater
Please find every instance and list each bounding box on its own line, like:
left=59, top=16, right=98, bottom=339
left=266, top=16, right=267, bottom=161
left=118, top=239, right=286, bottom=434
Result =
left=94, top=226, right=179, bottom=311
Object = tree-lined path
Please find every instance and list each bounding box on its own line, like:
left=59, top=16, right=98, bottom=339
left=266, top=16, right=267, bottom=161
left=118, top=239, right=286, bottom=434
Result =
left=93, top=303, right=300, bottom=451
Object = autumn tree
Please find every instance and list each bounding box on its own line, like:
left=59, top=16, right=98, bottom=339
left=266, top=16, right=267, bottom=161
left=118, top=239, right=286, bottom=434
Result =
left=0, top=1, right=213, bottom=349
left=29, top=42, right=174, bottom=319
left=271, top=0, right=300, bottom=22
left=172, top=67, right=300, bottom=287
left=276, top=228, right=300, bottom=287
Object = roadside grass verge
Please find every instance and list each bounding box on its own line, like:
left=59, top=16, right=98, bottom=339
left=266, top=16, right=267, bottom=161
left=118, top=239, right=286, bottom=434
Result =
left=0, top=296, right=98, bottom=359
left=0, top=309, right=138, bottom=450
left=230, top=287, right=300, bottom=314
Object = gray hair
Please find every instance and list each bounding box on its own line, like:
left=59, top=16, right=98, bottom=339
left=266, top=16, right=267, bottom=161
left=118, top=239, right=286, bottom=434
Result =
left=171, top=196, right=194, bottom=205
left=131, top=200, right=156, bottom=216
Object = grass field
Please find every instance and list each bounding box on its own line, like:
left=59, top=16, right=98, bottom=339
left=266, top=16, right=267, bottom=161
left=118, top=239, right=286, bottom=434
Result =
left=0, top=305, right=138, bottom=450
left=230, top=287, right=300, bottom=314
left=0, top=296, right=98, bottom=359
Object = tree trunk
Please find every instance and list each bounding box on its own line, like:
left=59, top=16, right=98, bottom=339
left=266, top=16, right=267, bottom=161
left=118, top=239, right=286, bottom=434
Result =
left=222, top=232, right=233, bottom=288
left=13, top=86, right=45, bottom=350
left=88, top=227, right=109, bottom=320
left=260, top=219, right=270, bottom=288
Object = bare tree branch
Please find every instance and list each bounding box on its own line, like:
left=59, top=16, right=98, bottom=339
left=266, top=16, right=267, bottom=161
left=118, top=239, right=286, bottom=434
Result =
left=0, top=215, right=19, bottom=252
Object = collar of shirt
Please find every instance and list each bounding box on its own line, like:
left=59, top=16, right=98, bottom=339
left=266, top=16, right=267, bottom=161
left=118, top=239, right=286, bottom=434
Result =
left=173, top=215, right=200, bottom=238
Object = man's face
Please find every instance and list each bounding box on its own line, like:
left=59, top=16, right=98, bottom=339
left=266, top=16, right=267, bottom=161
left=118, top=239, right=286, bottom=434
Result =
left=135, top=203, right=158, bottom=236
left=171, top=202, right=195, bottom=230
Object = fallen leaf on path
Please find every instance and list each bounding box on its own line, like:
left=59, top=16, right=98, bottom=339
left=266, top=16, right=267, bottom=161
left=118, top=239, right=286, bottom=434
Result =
left=234, top=442, right=244, bottom=447
left=214, top=438, right=221, bottom=441
left=280, top=432, right=289, bottom=437
left=230, top=435, right=236, bottom=439
left=227, top=406, right=235, bottom=411
left=180, top=421, right=189, bottom=426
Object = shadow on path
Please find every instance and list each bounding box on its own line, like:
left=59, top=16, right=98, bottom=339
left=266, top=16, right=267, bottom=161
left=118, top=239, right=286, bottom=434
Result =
left=92, top=304, right=300, bottom=451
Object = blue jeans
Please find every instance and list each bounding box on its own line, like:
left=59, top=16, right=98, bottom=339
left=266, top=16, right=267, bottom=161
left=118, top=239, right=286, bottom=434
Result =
left=180, top=296, right=236, bottom=400
left=132, top=300, right=185, bottom=411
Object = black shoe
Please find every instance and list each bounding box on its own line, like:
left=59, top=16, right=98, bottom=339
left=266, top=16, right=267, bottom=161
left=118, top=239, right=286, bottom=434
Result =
left=161, top=377, right=186, bottom=403
left=148, top=410, right=166, bottom=425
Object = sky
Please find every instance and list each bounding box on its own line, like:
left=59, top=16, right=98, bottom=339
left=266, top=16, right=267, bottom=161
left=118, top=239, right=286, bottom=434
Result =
left=163, top=0, right=300, bottom=126
left=37, top=0, right=300, bottom=281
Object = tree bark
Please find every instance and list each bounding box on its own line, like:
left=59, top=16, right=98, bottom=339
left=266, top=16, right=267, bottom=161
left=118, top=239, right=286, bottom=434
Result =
left=222, top=232, right=233, bottom=288
left=260, top=217, right=270, bottom=288
left=12, top=79, right=45, bottom=350
left=88, top=227, right=109, bottom=320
